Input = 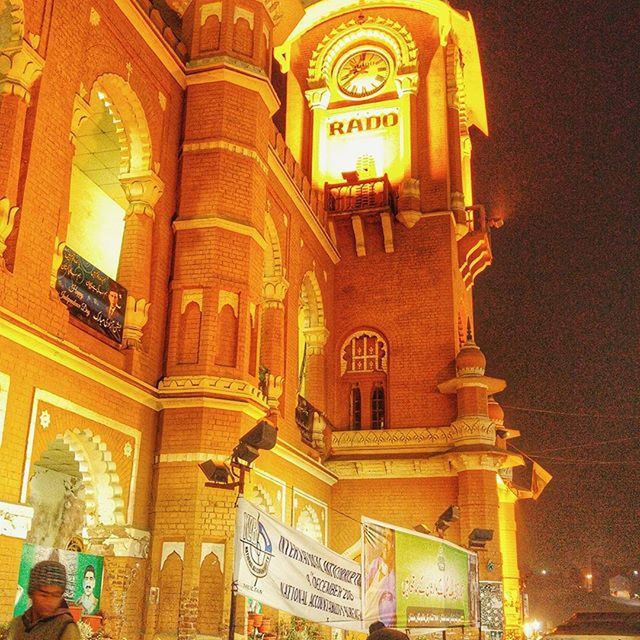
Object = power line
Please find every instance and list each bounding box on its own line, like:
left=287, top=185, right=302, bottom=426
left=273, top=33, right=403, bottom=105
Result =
left=529, top=434, right=640, bottom=454
left=508, top=442, right=640, bottom=467
left=501, top=404, right=639, bottom=420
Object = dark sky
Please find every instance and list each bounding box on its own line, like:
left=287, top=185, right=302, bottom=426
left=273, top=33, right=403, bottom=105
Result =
left=460, top=0, right=639, bottom=626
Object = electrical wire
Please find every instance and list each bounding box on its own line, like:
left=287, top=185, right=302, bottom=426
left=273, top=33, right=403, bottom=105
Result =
left=501, top=404, right=639, bottom=420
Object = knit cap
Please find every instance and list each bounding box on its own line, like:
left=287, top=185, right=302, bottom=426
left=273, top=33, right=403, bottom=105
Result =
left=27, top=560, right=67, bottom=594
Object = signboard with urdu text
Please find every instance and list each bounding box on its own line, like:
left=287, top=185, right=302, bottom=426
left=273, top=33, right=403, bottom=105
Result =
left=14, top=543, right=104, bottom=617
left=234, top=497, right=363, bottom=631
left=56, top=245, right=127, bottom=344
left=362, top=517, right=479, bottom=629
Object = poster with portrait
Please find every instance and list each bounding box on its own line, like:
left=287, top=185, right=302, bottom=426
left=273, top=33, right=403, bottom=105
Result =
left=14, top=544, right=104, bottom=617
left=55, top=245, right=127, bottom=344
left=362, top=518, right=479, bottom=629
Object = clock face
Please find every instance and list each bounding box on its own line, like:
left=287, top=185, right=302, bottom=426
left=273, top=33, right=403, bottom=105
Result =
left=336, top=50, right=390, bottom=99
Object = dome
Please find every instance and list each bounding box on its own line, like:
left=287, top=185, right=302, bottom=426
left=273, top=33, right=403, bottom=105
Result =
left=488, top=396, right=504, bottom=424
left=455, top=339, right=486, bottom=376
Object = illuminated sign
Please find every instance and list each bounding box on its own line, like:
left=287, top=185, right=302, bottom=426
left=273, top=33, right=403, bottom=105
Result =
left=329, top=112, right=399, bottom=136
left=362, top=517, right=479, bottom=629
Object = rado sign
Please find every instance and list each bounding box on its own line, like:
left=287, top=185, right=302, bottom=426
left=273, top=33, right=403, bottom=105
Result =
left=328, top=111, right=399, bottom=136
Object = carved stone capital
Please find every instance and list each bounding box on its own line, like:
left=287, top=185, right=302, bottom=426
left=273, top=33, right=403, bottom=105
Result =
left=447, top=416, right=496, bottom=447
left=0, top=40, right=44, bottom=103
left=396, top=178, right=422, bottom=228
left=266, top=373, right=284, bottom=409
left=0, top=196, right=19, bottom=265
left=304, top=87, right=330, bottom=110
left=123, top=296, right=151, bottom=349
left=0, top=501, right=34, bottom=539
left=303, top=326, right=329, bottom=355
left=448, top=451, right=508, bottom=473
left=120, top=170, right=164, bottom=219
left=262, top=275, right=289, bottom=307
left=395, top=72, right=419, bottom=96
left=86, top=525, right=150, bottom=558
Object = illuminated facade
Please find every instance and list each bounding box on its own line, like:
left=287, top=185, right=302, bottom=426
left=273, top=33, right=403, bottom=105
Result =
left=0, top=0, right=528, bottom=638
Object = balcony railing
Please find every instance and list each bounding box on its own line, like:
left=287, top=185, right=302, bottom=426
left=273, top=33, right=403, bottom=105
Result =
left=269, top=125, right=326, bottom=226
left=295, top=395, right=333, bottom=449
left=324, top=174, right=397, bottom=217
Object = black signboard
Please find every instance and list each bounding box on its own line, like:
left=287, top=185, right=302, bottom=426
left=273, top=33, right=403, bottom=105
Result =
left=56, top=246, right=127, bottom=344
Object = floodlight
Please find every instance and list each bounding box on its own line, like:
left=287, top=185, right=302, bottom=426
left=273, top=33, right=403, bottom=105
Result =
left=469, top=528, right=494, bottom=549
left=435, top=505, right=460, bottom=533
left=414, top=524, right=432, bottom=535
left=198, top=460, right=233, bottom=484
left=239, top=421, right=277, bottom=451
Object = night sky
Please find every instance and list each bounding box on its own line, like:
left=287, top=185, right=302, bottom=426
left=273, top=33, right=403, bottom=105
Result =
left=460, top=0, right=639, bottom=627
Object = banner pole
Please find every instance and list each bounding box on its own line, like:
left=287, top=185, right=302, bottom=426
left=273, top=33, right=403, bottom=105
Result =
left=228, top=465, right=247, bottom=640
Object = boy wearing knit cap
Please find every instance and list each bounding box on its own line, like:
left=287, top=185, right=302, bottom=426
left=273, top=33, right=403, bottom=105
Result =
left=8, top=560, right=81, bottom=640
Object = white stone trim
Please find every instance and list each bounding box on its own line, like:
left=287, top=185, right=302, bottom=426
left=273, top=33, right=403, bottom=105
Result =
left=161, top=541, right=185, bottom=568
left=292, top=487, right=327, bottom=544
left=0, top=309, right=159, bottom=409
left=20, top=389, right=141, bottom=525
left=201, top=2, right=222, bottom=24
left=0, top=371, right=9, bottom=446
left=201, top=542, right=225, bottom=571
left=272, top=440, right=337, bottom=486
left=173, top=215, right=267, bottom=249
left=251, top=468, right=287, bottom=522
left=218, top=290, right=239, bottom=316
left=181, top=288, right=203, bottom=313
left=233, top=6, right=254, bottom=29
left=182, top=138, right=268, bottom=174
left=0, top=501, right=34, bottom=539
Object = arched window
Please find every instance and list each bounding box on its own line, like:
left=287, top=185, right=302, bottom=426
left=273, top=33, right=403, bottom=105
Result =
left=371, top=384, right=385, bottom=429
left=68, top=89, right=127, bottom=279
left=340, top=330, right=388, bottom=429
left=350, top=385, right=361, bottom=430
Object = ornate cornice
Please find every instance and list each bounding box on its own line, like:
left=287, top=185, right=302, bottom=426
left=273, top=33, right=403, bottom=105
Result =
left=331, top=426, right=450, bottom=456
left=325, top=456, right=453, bottom=480
left=158, top=375, right=268, bottom=410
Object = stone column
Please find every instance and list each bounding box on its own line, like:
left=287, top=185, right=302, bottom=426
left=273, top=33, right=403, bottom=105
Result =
left=303, top=326, right=329, bottom=410
left=498, top=483, right=523, bottom=639
left=118, top=170, right=164, bottom=349
left=445, top=45, right=466, bottom=230
left=261, top=275, right=288, bottom=413
left=0, top=40, right=43, bottom=267
left=150, top=1, right=278, bottom=638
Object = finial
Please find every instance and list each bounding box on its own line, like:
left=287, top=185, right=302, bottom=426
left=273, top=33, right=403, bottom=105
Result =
left=466, top=319, right=474, bottom=342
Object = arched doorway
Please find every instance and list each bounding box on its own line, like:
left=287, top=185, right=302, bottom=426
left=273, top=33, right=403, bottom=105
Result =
left=26, top=428, right=127, bottom=548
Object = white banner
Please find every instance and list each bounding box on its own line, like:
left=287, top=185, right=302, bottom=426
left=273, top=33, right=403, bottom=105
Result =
left=234, top=497, right=363, bottom=631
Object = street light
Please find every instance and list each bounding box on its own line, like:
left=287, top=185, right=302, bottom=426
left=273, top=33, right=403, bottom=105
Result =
left=199, top=420, right=278, bottom=640
left=199, top=420, right=278, bottom=492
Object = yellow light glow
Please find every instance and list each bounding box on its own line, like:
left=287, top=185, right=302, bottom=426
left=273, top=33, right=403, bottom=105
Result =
left=313, top=100, right=409, bottom=188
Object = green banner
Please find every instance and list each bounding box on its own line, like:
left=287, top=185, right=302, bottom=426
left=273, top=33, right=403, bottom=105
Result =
left=14, top=544, right=104, bottom=617
left=363, top=518, right=479, bottom=629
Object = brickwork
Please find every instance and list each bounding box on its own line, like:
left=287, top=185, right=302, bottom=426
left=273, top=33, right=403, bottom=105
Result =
left=0, top=0, right=524, bottom=636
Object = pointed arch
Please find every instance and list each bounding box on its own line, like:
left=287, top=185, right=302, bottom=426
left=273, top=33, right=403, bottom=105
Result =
left=0, top=0, right=24, bottom=48
left=57, top=428, right=127, bottom=527
left=263, top=212, right=284, bottom=280
left=299, top=270, right=325, bottom=330
left=91, top=73, right=153, bottom=174
left=307, top=16, right=418, bottom=87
